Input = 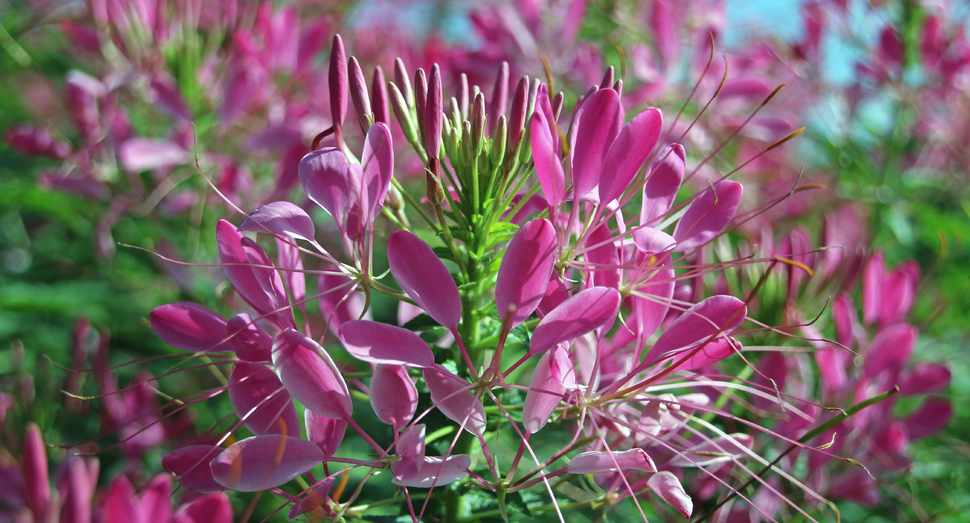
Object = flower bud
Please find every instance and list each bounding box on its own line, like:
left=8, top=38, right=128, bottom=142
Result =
left=393, top=57, right=413, bottom=107
left=371, top=65, right=390, bottom=124
left=508, top=76, right=529, bottom=151
left=426, top=64, right=443, bottom=160
left=413, top=68, right=428, bottom=150
left=389, top=82, right=417, bottom=144
left=600, top=65, right=614, bottom=90
left=490, top=115, right=507, bottom=169
left=471, top=92, right=486, bottom=156
left=348, top=57, right=372, bottom=130
left=488, top=61, right=509, bottom=134
left=459, top=73, right=470, bottom=118
left=328, top=35, right=348, bottom=145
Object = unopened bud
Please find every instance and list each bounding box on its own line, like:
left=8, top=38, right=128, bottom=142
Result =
left=508, top=76, right=529, bottom=151
left=459, top=73, right=470, bottom=119
left=600, top=66, right=614, bottom=90
left=371, top=66, right=390, bottom=124
left=472, top=92, right=486, bottom=156
left=393, top=58, right=414, bottom=107
left=613, top=79, right=623, bottom=100
left=386, top=182, right=405, bottom=212
left=348, top=57, right=372, bottom=130
left=426, top=64, right=443, bottom=160
left=488, top=61, right=509, bottom=134
left=490, top=115, right=507, bottom=169
left=551, top=92, right=564, bottom=122
left=414, top=68, right=428, bottom=150
left=328, top=35, right=348, bottom=145
left=389, top=82, right=417, bottom=144
left=526, top=78, right=540, bottom=121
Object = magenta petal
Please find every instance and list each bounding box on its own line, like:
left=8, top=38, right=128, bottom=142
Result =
left=898, top=363, right=951, bottom=395
left=422, top=365, right=486, bottom=435
left=273, top=329, right=352, bottom=419
left=57, top=456, right=95, bottom=523
left=672, top=181, right=742, bottom=251
left=395, top=424, right=426, bottom=479
left=584, top=224, right=620, bottom=289
left=151, top=302, right=234, bottom=352
left=569, top=88, right=622, bottom=199
left=299, top=148, right=361, bottom=234
left=23, top=424, right=50, bottom=522
left=387, top=230, right=461, bottom=330
left=328, top=35, right=347, bottom=132
left=641, top=144, right=686, bottom=224
left=226, top=313, right=273, bottom=362
left=815, top=348, right=849, bottom=394
left=864, top=323, right=916, bottom=378
left=496, top=219, right=557, bottom=327
left=668, top=434, right=753, bottom=467
left=238, top=201, right=315, bottom=242
left=305, top=409, right=347, bottom=457
left=216, top=220, right=292, bottom=328
left=162, top=446, right=224, bottom=493
left=667, top=337, right=740, bottom=371
left=647, top=471, right=693, bottom=517
left=530, top=85, right=565, bottom=210
left=228, top=362, right=300, bottom=436
left=598, top=108, right=663, bottom=204
left=137, top=475, right=173, bottom=523
left=360, top=123, right=394, bottom=227
left=118, top=138, right=188, bottom=171
left=566, top=449, right=657, bottom=474
left=102, top=475, right=137, bottom=523
left=904, top=398, right=952, bottom=439
left=862, top=251, right=884, bottom=326
left=210, top=435, right=324, bottom=492
left=392, top=455, right=471, bottom=488
left=632, top=228, right=677, bottom=255
left=644, top=295, right=746, bottom=367
left=631, top=250, right=675, bottom=340
left=536, top=272, right=570, bottom=318
left=289, top=478, right=335, bottom=518
left=523, top=347, right=576, bottom=434
left=340, top=320, right=436, bottom=368
left=832, top=293, right=857, bottom=348
left=530, top=287, right=621, bottom=355
left=370, top=364, right=418, bottom=428
left=177, top=493, right=233, bottom=523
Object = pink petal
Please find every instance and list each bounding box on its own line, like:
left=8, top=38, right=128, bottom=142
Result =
left=815, top=348, right=849, bottom=394
left=340, top=320, right=436, bottom=368
left=584, top=224, right=620, bottom=289
left=23, top=424, right=50, bottom=522
left=569, top=88, right=622, bottom=199
left=567, top=449, right=657, bottom=474
left=273, top=329, right=352, bottom=420
left=422, top=365, right=486, bottom=435
left=898, top=363, right=951, bottom=395
left=879, top=262, right=918, bottom=326
left=241, top=237, right=295, bottom=328
left=395, top=424, right=426, bottom=479
left=496, top=219, right=557, bottom=327
left=631, top=249, right=675, bottom=340
left=118, top=138, right=188, bottom=171
left=210, top=435, right=324, bottom=491
left=530, top=287, right=621, bottom=355
left=666, top=337, right=740, bottom=371
left=149, top=76, right=190, bottom=121
left=632, top=227, right=677, bottom=255
left=137, top=475, right=173, bottom=523
left=57, top=456, right=94, bottom=523
left=151, top=302, right=234, bottom=352
left=530, top=85, right=565, bottom=210
left=672, top=180, right=742, bottom=251
left=216, top=220, right=292, bottom=328
left=318, top=268, right=366, bottom=337
left=861, top=251, right=884, bottom=325
left=305, top=410, right=347, bottom=457
left=226, top=313, right=273, bottom=362
left=101, top=475, right=137, bottom=523
left=523, top=347, right=576, bottom=433
left=832, top=293, right=857, bottom=348
left=643, top=295, right=746, bottom=367
left=238, top=201, right=315, bottom=243
left=276, top=238, right=306, bottom=308
left=647, top=471, right=693, bottom=517
left=288, top=478, right=335, bottom=518
left=162, top=446, right=224, bottom=493
left=668, top=434, right=753, bottom=467
left=904, top=398, right=952, bottom=439
left=359, top=123, right=395, bottom=230
left=299, top=148, right=361, bottom=235
left=391, top=455, right=471, bottom=488
left=598, top=108, right=663, bottom=204
left=864, top=323, right=916, bottom=378
left=176, top=493, right=233, bottom=523
left=387, top=230, right=462, bottom=330
left=228, top=362, right=300, bottom=436
left=370, top=364, right=418, bottom=428
left=536, top=272, right=570, bottom=318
